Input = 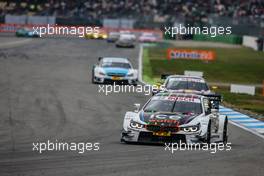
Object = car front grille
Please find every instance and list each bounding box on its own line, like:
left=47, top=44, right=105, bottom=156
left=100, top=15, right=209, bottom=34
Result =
left=107, top=73, right=126, bottom=77
left=138, top=132, right=186, bottom=143
left=146, top=125, right=179, bottom=132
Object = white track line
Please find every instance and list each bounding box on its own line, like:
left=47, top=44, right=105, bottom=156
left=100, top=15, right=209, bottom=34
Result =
left=229, top=121, right=264, bottom=139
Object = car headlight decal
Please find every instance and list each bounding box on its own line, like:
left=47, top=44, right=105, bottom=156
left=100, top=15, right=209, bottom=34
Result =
left=130, top=121, right=144, bottom=129
left=181, top=124, right=200, bottom=132
left=99, top=71, right=106, bottom=76
left=127, top=73, right=133, bottom=77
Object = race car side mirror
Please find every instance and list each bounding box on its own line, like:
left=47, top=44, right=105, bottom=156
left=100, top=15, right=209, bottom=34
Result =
left=134, top=103, right=141, bottom=112
left=161, top=74, right=170, bottom=80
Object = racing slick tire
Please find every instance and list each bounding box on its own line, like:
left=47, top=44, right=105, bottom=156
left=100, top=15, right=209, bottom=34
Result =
left=120, top=138, right=125, bottom=143
left=205, top=120, right=212, bottom=144
left=91, top=69, right=95, bottom=84
left=132, top=81, right=138, bottom=86
left=223, top=117, right=228, bottom=144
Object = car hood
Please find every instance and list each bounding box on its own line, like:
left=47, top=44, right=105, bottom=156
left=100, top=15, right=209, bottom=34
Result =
left=139, top=36, right=156, bottom=40
left=139, top=111, right=199, bottom=125
left=103, top=67, right=129, bottom=75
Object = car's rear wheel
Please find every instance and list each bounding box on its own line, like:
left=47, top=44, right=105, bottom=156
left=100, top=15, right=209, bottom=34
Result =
left=223, top=118, right=228, bottom=144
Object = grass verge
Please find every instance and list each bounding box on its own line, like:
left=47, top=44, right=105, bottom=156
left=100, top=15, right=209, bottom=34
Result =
left=145, top=46, right=264, bottom=84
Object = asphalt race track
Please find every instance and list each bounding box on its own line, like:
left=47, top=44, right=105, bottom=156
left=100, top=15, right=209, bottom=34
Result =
left=0, top=36, right=263, bottom=176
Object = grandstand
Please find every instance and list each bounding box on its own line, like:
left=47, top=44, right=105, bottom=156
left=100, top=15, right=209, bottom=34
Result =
left=0, top=0, right=263, bottom=22
left=0, top=0, right=263, bottom=36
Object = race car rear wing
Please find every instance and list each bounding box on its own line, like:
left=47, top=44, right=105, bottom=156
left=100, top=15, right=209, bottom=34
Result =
left=204, top=94, right=222, bottom=110
left=161, top=74, right=171, bottom=80
left=157, top=89, right=222, bottom=109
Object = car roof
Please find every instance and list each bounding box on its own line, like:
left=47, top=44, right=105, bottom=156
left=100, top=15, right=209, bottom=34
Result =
left=120, top=34, right=135, bottom=37
left=102, top=57, right=129, bottom=63
left=167, top=75, right=204, bottom=80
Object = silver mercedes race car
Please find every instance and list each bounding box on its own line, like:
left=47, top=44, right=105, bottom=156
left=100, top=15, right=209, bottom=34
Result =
left=92, top=57, right=138, bottom=85
left=116, top=34, right=136, bottom=48
left=121, top=92, right=228, bottom=144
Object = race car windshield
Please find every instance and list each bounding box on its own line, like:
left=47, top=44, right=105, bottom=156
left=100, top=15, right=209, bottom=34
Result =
left=166, top=80, right=209, bottom=91
left=173, top=101, right=202, bottom=114
left=144, top=99, right=202, bottom=114
left=101, top=62, right=131, bottom=69
left=143, top=33, right=154, bottom=37
left=120, top=35, right=134, bottom=40
left=144, top=100, right=174, bottom=113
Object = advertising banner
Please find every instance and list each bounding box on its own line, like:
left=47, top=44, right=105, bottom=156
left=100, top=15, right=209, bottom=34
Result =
left=167, top=48, right=216, bottom=61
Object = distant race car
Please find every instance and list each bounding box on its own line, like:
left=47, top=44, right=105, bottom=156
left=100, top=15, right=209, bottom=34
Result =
left=119, top=30, right=136, bottom=40
left=107, top=32, right=120, bottom=42
left=138, top=32, right=159, bottom=43
left=85, top=31, right=107, bottom=39
left=121, top=92, right=228, bottom=144
left=16, top=28, right=40, bottom=37
left=116, top=34, right=136, bottom=48
left=92, top=57, right=138, bottom=85
left=152, top=75, right=211, bottom=95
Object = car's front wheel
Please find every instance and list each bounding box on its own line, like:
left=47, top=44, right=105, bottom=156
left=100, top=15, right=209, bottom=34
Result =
left=91, top=69, right=95, bottom=84
left=205, top=120, right=212, bottom=144
left=223, top=118, right=228, bottom=144
left=131, top=80, right=137, bottom=86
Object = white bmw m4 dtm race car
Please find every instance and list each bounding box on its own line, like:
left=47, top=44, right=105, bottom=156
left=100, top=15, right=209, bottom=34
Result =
left=121, top=92, right=228, bottom=144
left=92, top=57, right=138, bottom=85
left=152, top=75, right=211, bottom=95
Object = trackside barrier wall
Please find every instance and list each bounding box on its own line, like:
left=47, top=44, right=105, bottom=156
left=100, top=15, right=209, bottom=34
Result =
left=184, top=71, right=203, bottom=77
left=230, top=84, right=255, bottom=95
left=0, top=23, right=163, bottom=39
left=242, top=36, right=259, bottom=51
left=5, top=15, right=26, bottom=24
left=103, top=19, right=135, bottom=29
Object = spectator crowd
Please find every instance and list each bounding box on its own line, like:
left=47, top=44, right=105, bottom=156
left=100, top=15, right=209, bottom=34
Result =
left=0, top=0, right=263, bottom=23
